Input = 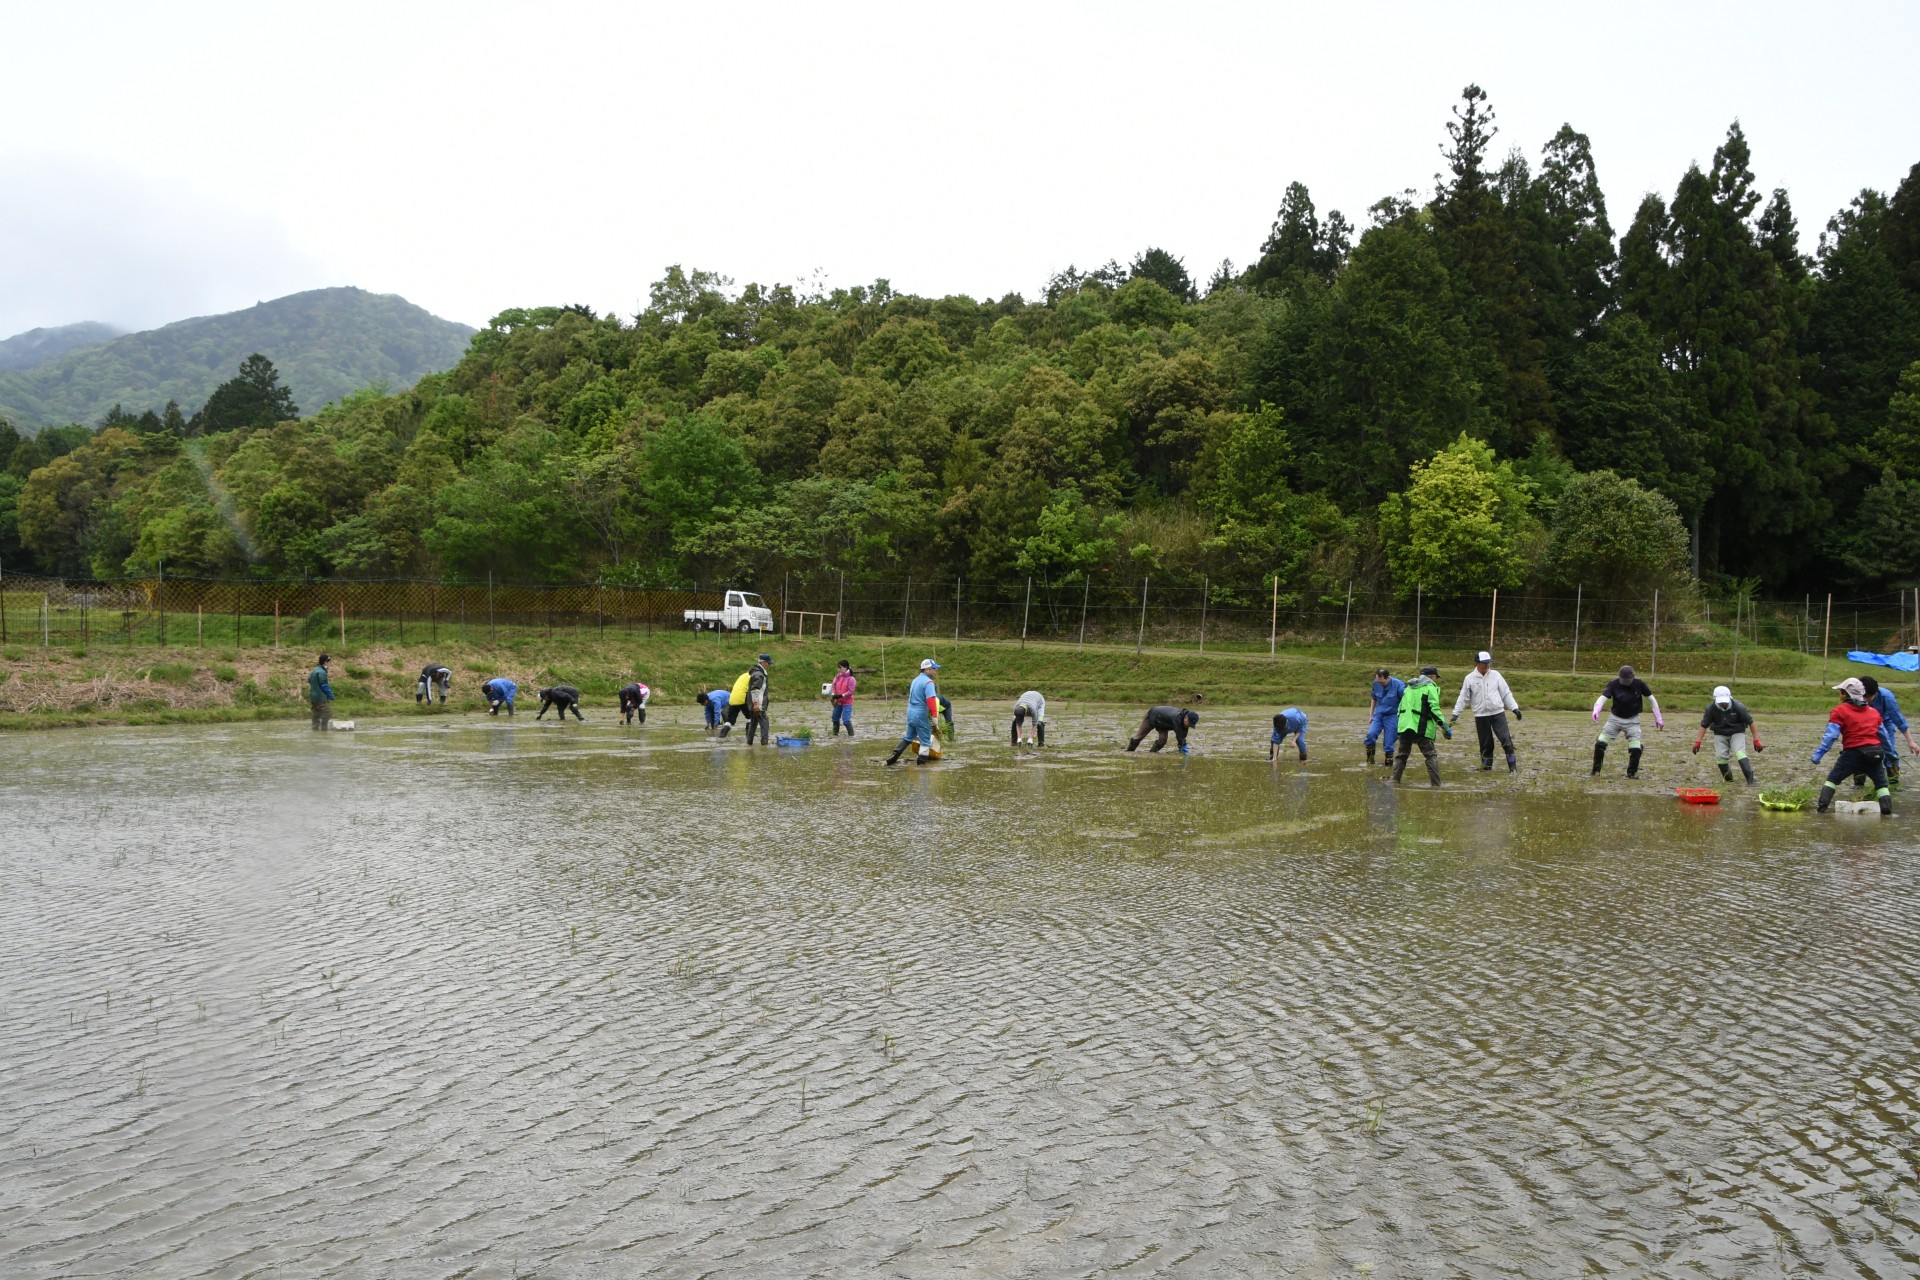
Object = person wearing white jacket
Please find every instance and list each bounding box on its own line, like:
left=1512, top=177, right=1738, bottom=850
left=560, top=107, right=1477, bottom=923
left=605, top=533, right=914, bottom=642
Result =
left=1450, top=650, right=1522, bottom=773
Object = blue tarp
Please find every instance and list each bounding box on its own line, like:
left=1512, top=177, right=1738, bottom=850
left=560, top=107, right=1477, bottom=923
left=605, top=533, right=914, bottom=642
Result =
left=1847, top=649, right=1920, bottom=672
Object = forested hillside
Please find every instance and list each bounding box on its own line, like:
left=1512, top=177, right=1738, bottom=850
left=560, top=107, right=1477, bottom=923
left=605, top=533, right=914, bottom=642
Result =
left=1, top=88, right=1916, bottom=601
left=0, top=322, right=124, bottom=373
left=0, top=288, right=474, bottom=430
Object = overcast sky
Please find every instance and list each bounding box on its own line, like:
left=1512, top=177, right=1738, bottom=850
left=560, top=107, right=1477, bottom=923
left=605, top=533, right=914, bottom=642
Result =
left=2, top=0, right=1916, bottom=337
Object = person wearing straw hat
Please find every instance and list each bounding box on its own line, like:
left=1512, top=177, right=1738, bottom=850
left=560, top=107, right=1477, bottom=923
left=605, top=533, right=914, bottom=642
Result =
left=1693, top=685, right=1762, bottom=785
left=887, top=658, right=942, bottom=765
left=1450, top=650, right=1521, bottom=774
left=1592, top=665, right=1661, bottom=778
left=1363, top=668, right=1405, bottom=768
left=1812, top=677, right=1891, bottom=815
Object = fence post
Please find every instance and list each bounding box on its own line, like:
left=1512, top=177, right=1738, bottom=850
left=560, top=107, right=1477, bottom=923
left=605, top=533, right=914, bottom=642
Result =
left=1571, top=585, right=1581, bottom=674
left=274, top=598, right=280, bottom=648
left=1198, top=576, right=1208, bottom=655
left=1649, top=589, right=1659, bottom=675
left=43, top=593, right=49, bottom=647
left=1822, top=592, right=1833, bottom=681
left=901, top=575, right=911, bottom=640
left=488, top=571, right=495, bottom=645
left=1, top=558, right=7, bottom=643
left=954, top=577, right=961, bottom=645
left=1269, top=574, right=1279, bottom=657
left=1732, top=591, right=1741, bottom=680
left=836, top=572, right=845, bottom=642
left=1414, top=585, right=1422, bottom=667
left=1340, top=580, right=1352, bottom=663
left=1078, top=576, right=1090, bottom=652
left=782, top=571, right=790, bottom=636
left=1020, top=577, right=1032, bottom=649
left=1137, top=577, right=1149, bottom=656
left=197, top=604, right=203, bottom=648
left=234, top=590, right=241, bottom=649
left=157, top=560, right=166, bottom=646
left=1488, top=587, right=1498, bottom=652
left=339, top=600, right=347, bottom=649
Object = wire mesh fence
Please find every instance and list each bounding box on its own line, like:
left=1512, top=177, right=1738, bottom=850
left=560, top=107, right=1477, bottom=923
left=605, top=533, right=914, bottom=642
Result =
left=0, top=571, right=1915, bottom=680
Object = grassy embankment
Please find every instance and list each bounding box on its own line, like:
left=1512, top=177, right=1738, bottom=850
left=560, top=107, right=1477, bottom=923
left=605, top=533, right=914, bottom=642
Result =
left=0, top=619, right=1906, bottom=730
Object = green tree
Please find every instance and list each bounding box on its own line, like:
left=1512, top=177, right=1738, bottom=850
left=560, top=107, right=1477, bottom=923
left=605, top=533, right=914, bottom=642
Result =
left=1376, top=434, right=1536, bottom=599
left=200, top=354, right=300, bottom=435
left=1538, top=469, right=1691, bottom=606
left=1129, top=248, right=1196, bottom=303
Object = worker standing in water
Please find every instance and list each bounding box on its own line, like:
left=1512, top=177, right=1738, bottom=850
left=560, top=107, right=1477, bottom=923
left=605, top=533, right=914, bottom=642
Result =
left=416, top=663, right=452, bottom=705
left=619, top=679, right=651, bottom=724
left=535, top=684, right=584, bottom=721
left=1392, top=665, right=1451, bottom=787
left=1692, top=685, right=1763, bottom=785
left=1363, top=668, right=1404, bottom=768
left=718, top=666, right=753, bottom=738
left=829, top=660, right=857, bottom=736
left=482, top=676, right=517, bottom=716
left=1450, top=650, right=1522, bottom=774
left=1012, top=690, right=1046, bottom=746
left=887, top=658, right=942, bottom=766
left=743, top=653, right=773, bottom=745
left=1127, top=706, right=1200, bottom=754
left=1592, top=664, right=1662, bottom=778
left=1859, top=676, right=1917, bottom=789
left=1270, top=708, right=1308, bottom=763
left=1813, top=677, right=1892, bottom=815
left=308, top=654, right=335, bottom=731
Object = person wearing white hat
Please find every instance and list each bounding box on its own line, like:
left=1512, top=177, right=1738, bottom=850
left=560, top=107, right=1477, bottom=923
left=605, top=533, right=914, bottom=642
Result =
left=1693, top=685, right=1763, bottom=785
left=1450, top=650, right=1521, bottom=773
left=1812, top=677, right=1891, bottom=814
left=887, top=658, right=943, bottom=766
left=1592, top=664, right=1662, bottom=778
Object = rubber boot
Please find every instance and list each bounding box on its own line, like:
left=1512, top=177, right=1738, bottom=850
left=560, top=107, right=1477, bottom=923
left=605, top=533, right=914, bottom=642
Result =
left=1480, top=755, right=1493, bottom=771
left=1426, top=752, right=1442, bottom=787
left=1391, top=746, right=1408, bottom=785
left=1717, top=762, right=1733, bottom=783
left=1126, top=738, right=1142, bottom=753
left=1591, top=741, right=1606, bottom=775
left=1879, top=787, right=1893, bottom=816
left=1506, top=752, right=1517, bottom=775
left=885, top=738, right=909, bottom=766
left=915, top=746, right=932, bottom=765
left=718, top=722, right=731, bottom=739
left=1627, top=747, right=1643, bottom=779
left=1035, top=723, right=1044, bottom=747
left=1366, top=742, right=1376, bottom=766
left=1817, top=781, right=1835, bottom=813
left=1739, top=758, right=1756, bottom=785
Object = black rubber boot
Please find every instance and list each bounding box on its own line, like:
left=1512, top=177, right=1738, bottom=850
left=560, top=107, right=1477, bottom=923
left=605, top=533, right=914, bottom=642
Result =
left=1879, top=790, right=1894, bottom=816
left=1817, top=781, right=1835, bottom=813
left=1392, top=748, right=1408, bottom=785
left=1035, top=723, right=1044, bottom=746
left=1627, top=747, right=1643, bottom=779
left=1739, top=758, right=1756, bottom=785
left=885, top=738, right=909, bottom=766
left=1366, top=743, right=1376, bottom=766
left=1506, top=753, right=1517, bottom=775
left=1591, top=742, right=1606, bottom=775
left=1480, top=755, right=1493, bottom=771
left=1718, top=762, right=1733, bottom=782
left=718, top=723, right=731, bottom=739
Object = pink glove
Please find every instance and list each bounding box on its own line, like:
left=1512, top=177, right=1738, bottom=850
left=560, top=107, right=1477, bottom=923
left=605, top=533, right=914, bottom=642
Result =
left=1654, top=715, right=1665, bottom=730
left=1591, top=710, right=1600, bottom=724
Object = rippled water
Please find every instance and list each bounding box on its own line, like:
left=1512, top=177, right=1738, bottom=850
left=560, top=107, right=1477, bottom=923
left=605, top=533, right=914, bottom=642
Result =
left=3, top=705, right=1918, bottom=1278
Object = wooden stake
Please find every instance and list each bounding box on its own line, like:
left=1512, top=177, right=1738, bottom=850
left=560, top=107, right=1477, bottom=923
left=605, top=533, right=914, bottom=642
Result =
left=1136, top=577, right=1149, bottom=656
left=1340, top=581, right=1352, bottom=663
left=1020, top=577, right=1032, bottom=649
left=1822, top=592, right=1833, bottom=681
left=1571, top=584, right=1581, bottom=675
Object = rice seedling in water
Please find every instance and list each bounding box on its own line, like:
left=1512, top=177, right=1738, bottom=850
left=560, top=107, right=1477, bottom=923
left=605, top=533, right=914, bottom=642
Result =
left=1758, top=784, right=1815, bottom=811
left=1361, top=1098, right=1385, bottom=1132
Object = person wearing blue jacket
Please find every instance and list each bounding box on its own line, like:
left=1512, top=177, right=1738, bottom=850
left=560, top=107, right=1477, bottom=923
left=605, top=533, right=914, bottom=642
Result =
left=1364, top=668, right=1404, bottom=767
left=482, top=677, right=517, bottom=716
left=1860, top=676, right=1917, bottom=788
left=887, top=658, right=941, bottom=766
left=1270, top=708, right=1308, bottom=763
left=696, top=687, right=730, bottom=731
left=307, top=654, right=335, bottom=731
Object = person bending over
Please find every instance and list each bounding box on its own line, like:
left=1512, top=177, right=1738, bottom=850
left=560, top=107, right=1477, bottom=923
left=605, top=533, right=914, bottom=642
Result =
left=416, top=663, right=452, bottom=705
left=536, top=684, right=584, bottom=721
left=1813, top=677, right=1891, bottom=815
left=1012, top=690, right=1047, bottom=746
left=1270, top=708, right=1308, bottom=763
left=619, top=680, right=651, bottom=725
left=1128, top=706, right=1199, bottom=754
left=482, top=677, right=517, bottom=717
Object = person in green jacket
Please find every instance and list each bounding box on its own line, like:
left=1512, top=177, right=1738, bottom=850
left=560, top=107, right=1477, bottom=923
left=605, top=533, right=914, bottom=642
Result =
left=1392, top=664, right=1452, bottom=787
left=308, top=654, right=335, bottom=731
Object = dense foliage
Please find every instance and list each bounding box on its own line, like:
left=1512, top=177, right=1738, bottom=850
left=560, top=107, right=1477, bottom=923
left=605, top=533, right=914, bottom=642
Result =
left=0, top=288, right=473, bottom=431
left=0, top=322, right=124, bottom=373
left=1, top=89, right=1916, bottom=604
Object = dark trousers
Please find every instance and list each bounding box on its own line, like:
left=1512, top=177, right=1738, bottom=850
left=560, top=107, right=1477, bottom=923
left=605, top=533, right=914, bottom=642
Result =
left=1823, top=746, right=1889, bottom=808
left=537, top=698, right=582, bottom=720
left=745, top=706, right=768, bottom=744
left=1393, top=729, right=1440, bottom=785
left=1127, top=715, right=1184, bottom=751
left=310, top=699, right=332, bottom=731
left=1475, top=713, right=1515, bottom=767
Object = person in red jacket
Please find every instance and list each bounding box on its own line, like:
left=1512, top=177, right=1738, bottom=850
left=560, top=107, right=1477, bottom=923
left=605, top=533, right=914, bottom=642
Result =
left=1812, top=677, right=1891, bottom=815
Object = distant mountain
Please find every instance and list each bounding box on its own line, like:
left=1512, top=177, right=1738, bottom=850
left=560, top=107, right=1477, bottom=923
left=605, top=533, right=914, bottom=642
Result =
left=0, top=321, right=124, bottom=372
left=0, top=288, right=476, bottom=429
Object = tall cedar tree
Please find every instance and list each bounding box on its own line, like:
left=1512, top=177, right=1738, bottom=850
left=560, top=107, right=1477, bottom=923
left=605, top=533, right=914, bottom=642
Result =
left=199, top=354, right=300, bottom=435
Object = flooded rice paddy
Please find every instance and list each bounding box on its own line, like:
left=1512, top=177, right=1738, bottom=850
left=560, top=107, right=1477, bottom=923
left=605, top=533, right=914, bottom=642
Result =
left=3, top=703, right=1918, bottom=1278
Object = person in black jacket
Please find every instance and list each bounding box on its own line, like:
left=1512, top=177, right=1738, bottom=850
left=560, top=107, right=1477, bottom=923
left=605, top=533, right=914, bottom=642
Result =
left=536, top=684, right=585, bottom=721
left=416, top=663, right=452, bottom=705
left=619, top=681, right=651, bottom=724
left=1692, top=684, right=1763, bottom=785
left=1127, top=706, right=1199, bottom=754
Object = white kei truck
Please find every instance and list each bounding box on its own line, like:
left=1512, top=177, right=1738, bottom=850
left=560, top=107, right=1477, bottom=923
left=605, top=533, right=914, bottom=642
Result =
left=684, top=589, right=776, bottom=634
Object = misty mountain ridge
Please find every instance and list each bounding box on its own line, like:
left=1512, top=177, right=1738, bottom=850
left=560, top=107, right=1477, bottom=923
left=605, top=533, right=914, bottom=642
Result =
left=0, top=287, right=476, bottom=429
left=0, top=321, right=125, bottom=372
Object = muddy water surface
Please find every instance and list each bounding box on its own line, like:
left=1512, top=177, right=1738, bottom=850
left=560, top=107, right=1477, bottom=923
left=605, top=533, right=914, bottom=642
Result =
left=3, top=705, right=1918, bottom=1278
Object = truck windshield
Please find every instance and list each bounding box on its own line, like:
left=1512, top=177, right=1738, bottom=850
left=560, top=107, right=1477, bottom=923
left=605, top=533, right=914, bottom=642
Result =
left=741, top=594, right=767, bottom=609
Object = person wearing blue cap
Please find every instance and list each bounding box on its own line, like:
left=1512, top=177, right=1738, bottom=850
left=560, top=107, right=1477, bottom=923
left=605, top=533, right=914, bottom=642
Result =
left=744, top=653, right=773, bottom=745
left=1128, top=705, right=1200, bottom=754
left=887, top=658, right=941, bottom=765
